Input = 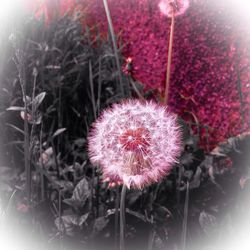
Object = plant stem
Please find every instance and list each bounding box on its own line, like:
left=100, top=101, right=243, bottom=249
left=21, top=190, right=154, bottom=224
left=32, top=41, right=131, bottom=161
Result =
left=103, top=0, right=124, bottom=97
left=181, top=181, right=189, bottom=250
left=164, top=14, right=175, bottom=105
left=91, top=167, right=95, bottom=217
left=89, top=60, right=97, bottom=120
left=97, top=56, right=102, bottom=116
left=23, top=76, right=31, bottom=205
left=115, top=185, right=120, bottom=249
left=39, top=123, right=45, bottom=201
left=147, top=229, right=156, bottom=250
left=58, top=189, right=63, bottom=249
left=29, top=68, right=38, bottom=153
left=120, top=184, right=127, bottom=250
left=15, top=42, right=31, bottom=204
left=5, top=190, right=17, bottom=216
left=234, top=42, right=245, bottom=133
left=130, top=79, right=145, bottom=100
left=236, top=65, right=245, bottom=133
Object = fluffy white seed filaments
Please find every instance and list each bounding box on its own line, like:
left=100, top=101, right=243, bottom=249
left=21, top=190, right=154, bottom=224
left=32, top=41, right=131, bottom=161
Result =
left=88, top=100, right=182, bottom=189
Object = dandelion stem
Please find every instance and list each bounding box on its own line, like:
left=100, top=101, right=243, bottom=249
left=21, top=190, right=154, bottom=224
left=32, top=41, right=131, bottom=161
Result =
left=120, top=184, right=127, bottom=250
left=181, top=181, right=189, bottom=250
left=164, top=14, right=175, bottom=105
left=115, top=186, right=120, bottom=249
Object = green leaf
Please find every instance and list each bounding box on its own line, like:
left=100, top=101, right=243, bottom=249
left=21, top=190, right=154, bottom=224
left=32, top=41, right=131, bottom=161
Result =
left=54, top=180, right=74, bottom=192
left=55, top=215, right=79, bottom=236
left=33, top=92, right=46, bottom=108
left=64, top=178, right=90, bottom=209
left=107, top=208, right=148, bottom=223
left=52, top=128, right=67, bottom=138
left=126, top=190, right=142, bottom=206
left=6, top=106, right=25, bottom=111
left=199, top=211, right=218, bottom=238
left=189, top=167, right=202, bottom=189
left=79, top=213, right=89, bottom=227
left=211, top=132, right=250, bottom=157
left=74, top=138, right=86, bottom=147
left=32, top=114, right=42, bottom=125
left=25, top=95, right=32, bottom=104
left=93, top=217, right=109, bottom=234
left=6, top=123, right=25, bottom=135
left=180, top=153, right=194, bottom=166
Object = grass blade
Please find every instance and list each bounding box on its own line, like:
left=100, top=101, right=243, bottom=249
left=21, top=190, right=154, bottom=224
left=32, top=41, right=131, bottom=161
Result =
left=102, top=0, right=124, bottom=96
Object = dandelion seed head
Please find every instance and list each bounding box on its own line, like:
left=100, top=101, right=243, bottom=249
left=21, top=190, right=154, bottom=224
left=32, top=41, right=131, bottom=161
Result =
left=159, top=0, right=190, bottom=17
left=88, top=99, right=182, bottom=189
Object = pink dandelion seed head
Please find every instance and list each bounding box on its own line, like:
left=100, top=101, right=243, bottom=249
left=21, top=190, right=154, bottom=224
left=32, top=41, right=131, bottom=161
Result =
left=159, top=0, right=190, bottom=17
left=88, top=99, right=182, bottom=189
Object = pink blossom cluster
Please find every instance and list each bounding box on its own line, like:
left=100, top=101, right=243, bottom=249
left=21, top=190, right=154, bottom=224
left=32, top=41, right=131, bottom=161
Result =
left=26, top=0, right=250, bottom=149
left=88, top=100, right=182, bottom=189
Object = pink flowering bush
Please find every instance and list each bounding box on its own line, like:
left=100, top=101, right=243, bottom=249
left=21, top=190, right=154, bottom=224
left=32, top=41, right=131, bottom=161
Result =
left=88, top=99, right=182, bottom=189
left=86, top=0, right=250, bottom=149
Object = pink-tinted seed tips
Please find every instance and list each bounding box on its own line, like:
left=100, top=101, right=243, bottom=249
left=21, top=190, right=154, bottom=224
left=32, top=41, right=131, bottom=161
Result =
left=88, top=99, right=182, bottom=189
left=159, top=0, right=190, bottom=17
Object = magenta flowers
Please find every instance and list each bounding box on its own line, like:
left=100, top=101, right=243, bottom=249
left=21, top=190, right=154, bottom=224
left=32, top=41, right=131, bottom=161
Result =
left=159, top=0, right=190, bottom=17
left=88, top=100, right=182, bottom=189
